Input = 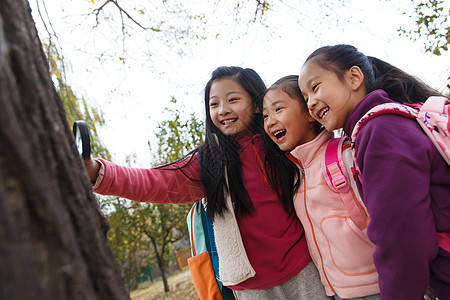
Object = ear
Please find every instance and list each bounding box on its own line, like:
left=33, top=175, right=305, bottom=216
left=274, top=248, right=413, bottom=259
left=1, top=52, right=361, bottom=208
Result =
left=347, top=66, right=365, bottom=91
left=253, top=105, right=260, bottom=114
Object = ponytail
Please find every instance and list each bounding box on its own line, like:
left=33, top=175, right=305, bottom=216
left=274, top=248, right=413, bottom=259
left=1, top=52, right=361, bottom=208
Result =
left=368, top=56, right=443, bottom=104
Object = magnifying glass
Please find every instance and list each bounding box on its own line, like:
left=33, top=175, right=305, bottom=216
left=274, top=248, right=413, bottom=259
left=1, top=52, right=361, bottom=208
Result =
left=72, top=120, right=91, bottom=161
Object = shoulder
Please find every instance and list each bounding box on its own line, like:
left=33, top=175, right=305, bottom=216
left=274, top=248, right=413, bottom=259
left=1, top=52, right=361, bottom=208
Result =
left=359, top=113, right=427, bottom=141
left=355, top=113, right=435, bottom=163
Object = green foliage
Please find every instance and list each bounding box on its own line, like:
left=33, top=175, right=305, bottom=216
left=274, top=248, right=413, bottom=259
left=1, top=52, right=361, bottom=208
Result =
left=45, top=43, right=111, bottom=159
left=100, top=196, right=152, bottom=290
left=139, top=97, right=204, bottom=292
left=399, top=0, right=449, bottom=55
left=103, top=97, right=204, bottom=292
left=153, top=97, right=204, bottom=165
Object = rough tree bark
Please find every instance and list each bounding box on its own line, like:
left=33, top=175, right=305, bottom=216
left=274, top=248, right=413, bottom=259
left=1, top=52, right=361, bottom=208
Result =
left=0, top=0, right=129, bottom=299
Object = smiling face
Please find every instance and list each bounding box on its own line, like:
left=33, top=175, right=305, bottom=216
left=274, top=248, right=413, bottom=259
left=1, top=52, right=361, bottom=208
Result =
left=263, top=88, right=318, bottom=152
left=209, top=78, right=254, bottom=136
left=299, top=60, right=361, bottom=131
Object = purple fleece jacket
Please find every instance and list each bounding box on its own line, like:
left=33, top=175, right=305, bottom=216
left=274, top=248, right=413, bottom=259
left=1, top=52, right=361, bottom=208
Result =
left=343, top=90, right=450, bottom=300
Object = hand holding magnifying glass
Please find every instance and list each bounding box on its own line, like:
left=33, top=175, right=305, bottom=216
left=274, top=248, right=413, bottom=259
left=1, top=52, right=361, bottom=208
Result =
left=73, top=120, right=91, bottom=161
left=73, top=120, right=101, bottom=184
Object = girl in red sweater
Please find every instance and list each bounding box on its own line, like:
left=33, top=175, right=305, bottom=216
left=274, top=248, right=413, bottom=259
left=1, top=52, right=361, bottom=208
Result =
left=85, top=66, right=330, bottom=299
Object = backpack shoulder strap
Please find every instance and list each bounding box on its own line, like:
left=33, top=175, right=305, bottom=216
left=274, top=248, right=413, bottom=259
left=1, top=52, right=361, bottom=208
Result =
left=416, top=96, right=450, bottom=165
left=206, top=213, right=220, bottom=280
left=351, top=102, right=418, bottom=147
left=324, top=138, right=350, bottom=193
left=323, top=137, right=369, bottom=231
left=187, top=201, right=210, bottom=256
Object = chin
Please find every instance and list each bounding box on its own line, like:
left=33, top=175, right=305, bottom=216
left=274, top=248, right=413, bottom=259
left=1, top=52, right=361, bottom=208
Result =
left=324, top=124, right=337, bottom=131
left=279, top=145, right=291, bottom=152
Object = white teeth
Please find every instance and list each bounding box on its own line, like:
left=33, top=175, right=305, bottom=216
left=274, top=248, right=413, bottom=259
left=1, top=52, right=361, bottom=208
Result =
left=319, top=107, right=329, bottom=119
left=273, top=130, right=286, bottom=139
left=274, top=130, right=284, bottom=135
left=222, top=119, right=236, bottom=124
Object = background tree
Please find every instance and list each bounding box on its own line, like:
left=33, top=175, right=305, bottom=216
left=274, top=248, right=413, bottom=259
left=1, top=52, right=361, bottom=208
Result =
left=0, top=0, right=128, bottom=298
left=102, top=97, right=204, bottom=293
left=399, top=0, right=449, bottom=56
left=45, top=42, right=111, bottom=159
left=142, top=98, right=204, bottom=293
left=36, top=0, right=448, bottom=59
left=100, top=195, right=152, bottom=291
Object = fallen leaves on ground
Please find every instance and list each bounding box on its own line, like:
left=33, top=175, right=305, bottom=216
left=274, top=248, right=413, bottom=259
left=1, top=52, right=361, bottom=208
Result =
left=130, top=269, right=199, bottom=300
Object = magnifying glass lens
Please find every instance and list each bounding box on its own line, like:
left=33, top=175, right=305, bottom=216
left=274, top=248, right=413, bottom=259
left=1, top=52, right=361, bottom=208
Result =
left=72, top=121, right=91, bottom=161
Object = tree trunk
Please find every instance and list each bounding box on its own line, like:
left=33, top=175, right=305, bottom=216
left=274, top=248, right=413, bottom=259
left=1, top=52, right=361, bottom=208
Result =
left=152, top=239, right=170, bottom=293
left=158, top=257, right=170, bottom=293
left=0, top=0, right=128, bottom=299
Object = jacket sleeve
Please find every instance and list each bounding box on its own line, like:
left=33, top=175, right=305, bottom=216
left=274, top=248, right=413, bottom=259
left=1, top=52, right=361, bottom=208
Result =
left=355, top=114, right=439, bottom=300
left=94, top=154, right=205, bottom=204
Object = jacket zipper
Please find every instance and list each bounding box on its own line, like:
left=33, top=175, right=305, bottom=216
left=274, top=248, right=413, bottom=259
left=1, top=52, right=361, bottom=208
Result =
left=300, top=162, right=336, bottom=294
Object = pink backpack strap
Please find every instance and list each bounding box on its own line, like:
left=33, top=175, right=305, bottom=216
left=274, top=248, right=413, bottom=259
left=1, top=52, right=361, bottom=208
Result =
left=437, top=232, right=450, bottom=253
left=351, top=103, right=418, bottom=152
left=323, top=137, right=368, bottom=231
left=415, top=96, right=450, bottom=165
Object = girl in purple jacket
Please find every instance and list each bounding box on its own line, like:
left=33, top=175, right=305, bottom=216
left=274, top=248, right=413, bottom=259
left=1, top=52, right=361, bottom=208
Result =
left=298, top=44, right=450, bottom=300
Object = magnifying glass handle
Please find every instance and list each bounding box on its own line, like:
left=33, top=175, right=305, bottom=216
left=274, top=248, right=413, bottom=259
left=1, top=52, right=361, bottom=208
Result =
left=73, top=120, right=91, bottom=161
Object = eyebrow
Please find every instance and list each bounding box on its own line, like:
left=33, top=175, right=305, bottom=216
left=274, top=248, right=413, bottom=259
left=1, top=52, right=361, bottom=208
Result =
left=303, top=75, right=319, bottom=89
left=266, top=99, right=285, bottom=107
left=209, top=90, right=243, bottom=100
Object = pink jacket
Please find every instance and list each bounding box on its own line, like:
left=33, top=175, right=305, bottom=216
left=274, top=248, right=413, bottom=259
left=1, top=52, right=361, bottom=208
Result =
left=94, top=135, right=311, bottom=290
left=290, top=130, right=379, bottom=298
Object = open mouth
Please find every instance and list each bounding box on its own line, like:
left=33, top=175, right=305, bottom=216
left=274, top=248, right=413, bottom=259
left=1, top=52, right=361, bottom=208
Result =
left=273, top=129, right=286, bottom=140
left=318, top=107, right=329, bottom=120
left=221, top=118, right=237, bottom=125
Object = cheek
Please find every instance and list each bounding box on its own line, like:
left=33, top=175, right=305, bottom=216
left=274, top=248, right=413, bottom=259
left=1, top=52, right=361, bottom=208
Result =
left=209, top=110, right=220, bottom=126
left=263, top=123, right=269, bottom=134
left=308, top=108, right=319, bottom=121
left=209, top=109, right=217, bottom=119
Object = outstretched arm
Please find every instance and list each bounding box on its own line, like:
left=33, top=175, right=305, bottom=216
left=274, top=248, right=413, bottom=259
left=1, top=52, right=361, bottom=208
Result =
left=85, top=154, right=205, bottom=204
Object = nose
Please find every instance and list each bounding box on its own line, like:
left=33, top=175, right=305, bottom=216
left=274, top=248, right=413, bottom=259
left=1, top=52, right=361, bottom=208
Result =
left=307, top=95, right=317, bottom=111
left=219, top=102, right=230, bottom=115
left=265, top=113, right=277, bottom=128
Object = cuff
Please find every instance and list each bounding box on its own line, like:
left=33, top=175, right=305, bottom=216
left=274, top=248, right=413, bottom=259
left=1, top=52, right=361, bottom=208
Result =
left=92, top=159, right=105, bottom=190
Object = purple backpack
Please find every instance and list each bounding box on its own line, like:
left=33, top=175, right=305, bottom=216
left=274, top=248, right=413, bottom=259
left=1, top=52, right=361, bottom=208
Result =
left=350, top=96, right=450, bottom=252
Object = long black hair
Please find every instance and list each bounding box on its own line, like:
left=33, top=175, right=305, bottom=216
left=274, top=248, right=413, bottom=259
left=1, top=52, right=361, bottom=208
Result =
left=199, top=66, right=300, bottom=219
left=304, top=44, right=445, bottom=103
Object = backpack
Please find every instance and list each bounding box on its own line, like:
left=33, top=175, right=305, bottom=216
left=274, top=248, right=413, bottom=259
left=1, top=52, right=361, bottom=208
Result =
left=351, top=96, right=450, bottom=164
left=350, top=95, right=450, bottom=252
left=323, top=137, right=370, bottom=231
left=187, top=201, right=236, bottom=300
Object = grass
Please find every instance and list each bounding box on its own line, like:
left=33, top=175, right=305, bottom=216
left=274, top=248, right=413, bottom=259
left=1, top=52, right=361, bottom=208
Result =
left=130, top=269, right=199, bottom=300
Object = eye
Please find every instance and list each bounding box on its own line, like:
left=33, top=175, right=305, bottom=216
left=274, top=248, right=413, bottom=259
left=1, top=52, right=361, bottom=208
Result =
left=263, top=114, right=268, bottom=120
left=229, top=98, right=238, bottom=103
left=312, top=83, right=319, bottom=92
left=275, top=107, right=283, bottom=112
left=209, top=101, right=218, bottom=108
